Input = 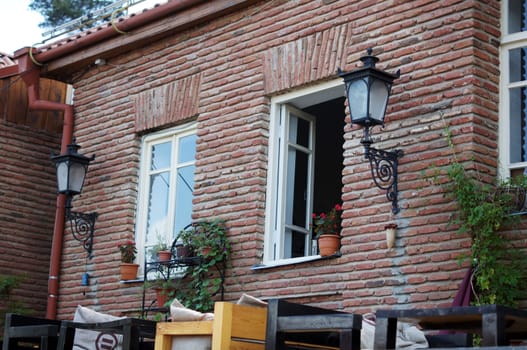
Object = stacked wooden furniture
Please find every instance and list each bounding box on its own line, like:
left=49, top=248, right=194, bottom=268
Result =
left=154, top=302, right=267, bottom=350
left=155, top=300, right=363, bottom=350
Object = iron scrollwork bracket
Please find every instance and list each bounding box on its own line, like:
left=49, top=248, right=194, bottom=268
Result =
left=67, top=210, right=98, bottom=258
left=362, top=143, right=404, bottom=214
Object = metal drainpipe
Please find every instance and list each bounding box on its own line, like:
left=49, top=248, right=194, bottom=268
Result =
left=18, top=54, right=74, bottom=320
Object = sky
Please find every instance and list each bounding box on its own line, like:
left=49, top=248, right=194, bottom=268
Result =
left=0, top=0, right=163, bottom=55
left=0, top=0, right=44, bottom=54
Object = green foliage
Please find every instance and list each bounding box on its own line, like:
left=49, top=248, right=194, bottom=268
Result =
left=174, top=219, right=231, bottom=312
left=442, top=127, right=527, bottom=307
left=29, top=0, right=113, bottom=29
left=0, top=274, right=28, bottom=335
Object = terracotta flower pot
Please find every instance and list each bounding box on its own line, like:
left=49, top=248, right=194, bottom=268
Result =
left=119, top=263, right=139, bottom=280
left=317, top=234, right=340, bottom=256
left=198, top=246, right=212, bottom=257
left=157, top=250, right=172, bottom=264
left=175, top=244, right=191, bottom=258
left=154, top=287, right=171, bottom=307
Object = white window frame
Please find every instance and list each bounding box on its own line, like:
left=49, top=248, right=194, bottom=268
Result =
left=135, top=123, right=197, bottom=273
left=263, top=79, right=344, bottom=266
left=499, top=0, right=527, bottom=178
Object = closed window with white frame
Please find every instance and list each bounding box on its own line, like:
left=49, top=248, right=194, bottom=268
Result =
left=500, top=0, right=527, bottom=178
left=264, top=80, right=346, bottom=265
left=135, top=124, right=197, bottom=270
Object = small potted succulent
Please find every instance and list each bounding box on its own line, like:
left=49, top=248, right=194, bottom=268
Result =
left=117, top=240, right=139, bottom=280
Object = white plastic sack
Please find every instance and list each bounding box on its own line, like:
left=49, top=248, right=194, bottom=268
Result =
left=73, top=305, right=125, bottom=350
left=361, top=313, right=428, bottom=350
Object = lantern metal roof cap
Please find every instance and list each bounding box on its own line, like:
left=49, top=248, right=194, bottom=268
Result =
left=51, top=140, right=94, bottom=165
left=338, top=48, right=400, bottom=82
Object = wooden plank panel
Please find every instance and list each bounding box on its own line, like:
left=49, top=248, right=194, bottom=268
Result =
left=231, top=304, right=266, bottom=341
left=156, top=320, right=213, bottom=335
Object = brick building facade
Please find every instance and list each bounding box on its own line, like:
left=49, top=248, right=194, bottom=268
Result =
left=2, top=0, right=526, bottom=321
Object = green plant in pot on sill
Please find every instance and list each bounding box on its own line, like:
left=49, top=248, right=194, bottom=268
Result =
left=151, top=235, right=172, bottom=264
left=177, top=219, right=231, bottom=312
left=438, top=124, right=527, bottom=307
left=312, top=204, right=342, bottom=256
left=118, top=240, right=139, bottom=280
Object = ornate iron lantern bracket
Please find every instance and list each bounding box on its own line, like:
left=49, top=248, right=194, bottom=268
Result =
left=361, top=132, right=404, bottom=213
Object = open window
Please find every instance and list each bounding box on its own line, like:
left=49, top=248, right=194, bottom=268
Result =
left=264, top=80, right=346, bottom=265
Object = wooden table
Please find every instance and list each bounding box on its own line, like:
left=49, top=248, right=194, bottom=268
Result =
left=266, top=299, right=363, bottom=350
left=373, top=304, right=527, bottom=349
left=2, top=313, right=62, bottom=350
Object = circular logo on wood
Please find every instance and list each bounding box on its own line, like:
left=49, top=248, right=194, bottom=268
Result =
left=96, top=332, right=118, bottom=350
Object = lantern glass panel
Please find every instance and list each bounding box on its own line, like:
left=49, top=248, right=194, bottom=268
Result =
left=347, top=78, right=368, bottom=123
left=369, top=79, right=390, bottom=124
left=56, top=162, right=69, bottom=193
left=69, top=162, right=87, bottom=194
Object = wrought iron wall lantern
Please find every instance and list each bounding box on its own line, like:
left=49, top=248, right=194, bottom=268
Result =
left=51, top=140, right=98, bottom=257
left=339, top=48, right=403, bottom=214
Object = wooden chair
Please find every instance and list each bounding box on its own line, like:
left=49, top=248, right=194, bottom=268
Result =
left=154, top=302, right=267, bottom=350
left=265, top=299, right=362, bottom=350
left=2, top=313, right=61, bottom=350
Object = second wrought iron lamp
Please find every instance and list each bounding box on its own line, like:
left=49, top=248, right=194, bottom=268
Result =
left=339, top=48, right=403, bottom=213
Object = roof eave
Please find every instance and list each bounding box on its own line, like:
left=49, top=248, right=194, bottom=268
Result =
left=13, top=0, right=261, bottom=82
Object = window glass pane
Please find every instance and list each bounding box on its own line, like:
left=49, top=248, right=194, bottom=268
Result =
left=509, top=47, right=527, bottom=83
left=289, top=115, right=310, bottom=148
left=283, top=228, right=307, bottom=258
left=291, top=230, right=306, bottom=258
left=146, top=172, right=170, bottom=244
left=508, top=1, right=527, bottom=34
left=151, top=142, right=171, bottom=170
left=174, top=165, right=195, bottom=236
left=285, top=149, right=308, bottom=227
left=178, top=134, right=197, bottom=163
left=510, top=86, right=527, bottom=163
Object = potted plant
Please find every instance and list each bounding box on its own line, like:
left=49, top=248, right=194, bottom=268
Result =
left=312, top=204, right=342, bottom=256
left=152, top=236, right=172, bottom=264
left=117, top=240, right=139, bottom=280
left=145, top=278, right=175, bottom=308
left=179, top=219, right=230, bottom=259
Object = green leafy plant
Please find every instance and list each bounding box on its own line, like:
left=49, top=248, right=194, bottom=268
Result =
left=440, top=124, right=527, bottom=307
left=152, top=239, right=169, bottom=253
left=175, top=219, right=231, bottom=312
left=0, top=274, right=28, bottom=335
left=117, top=240, right=137, bottom=263
left=312, top=204, right=342, bottom=237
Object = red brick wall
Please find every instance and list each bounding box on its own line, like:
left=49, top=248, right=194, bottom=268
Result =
left=56, top=0, right=513, bottom=318
left=0, top=121, right=61, bottom=318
